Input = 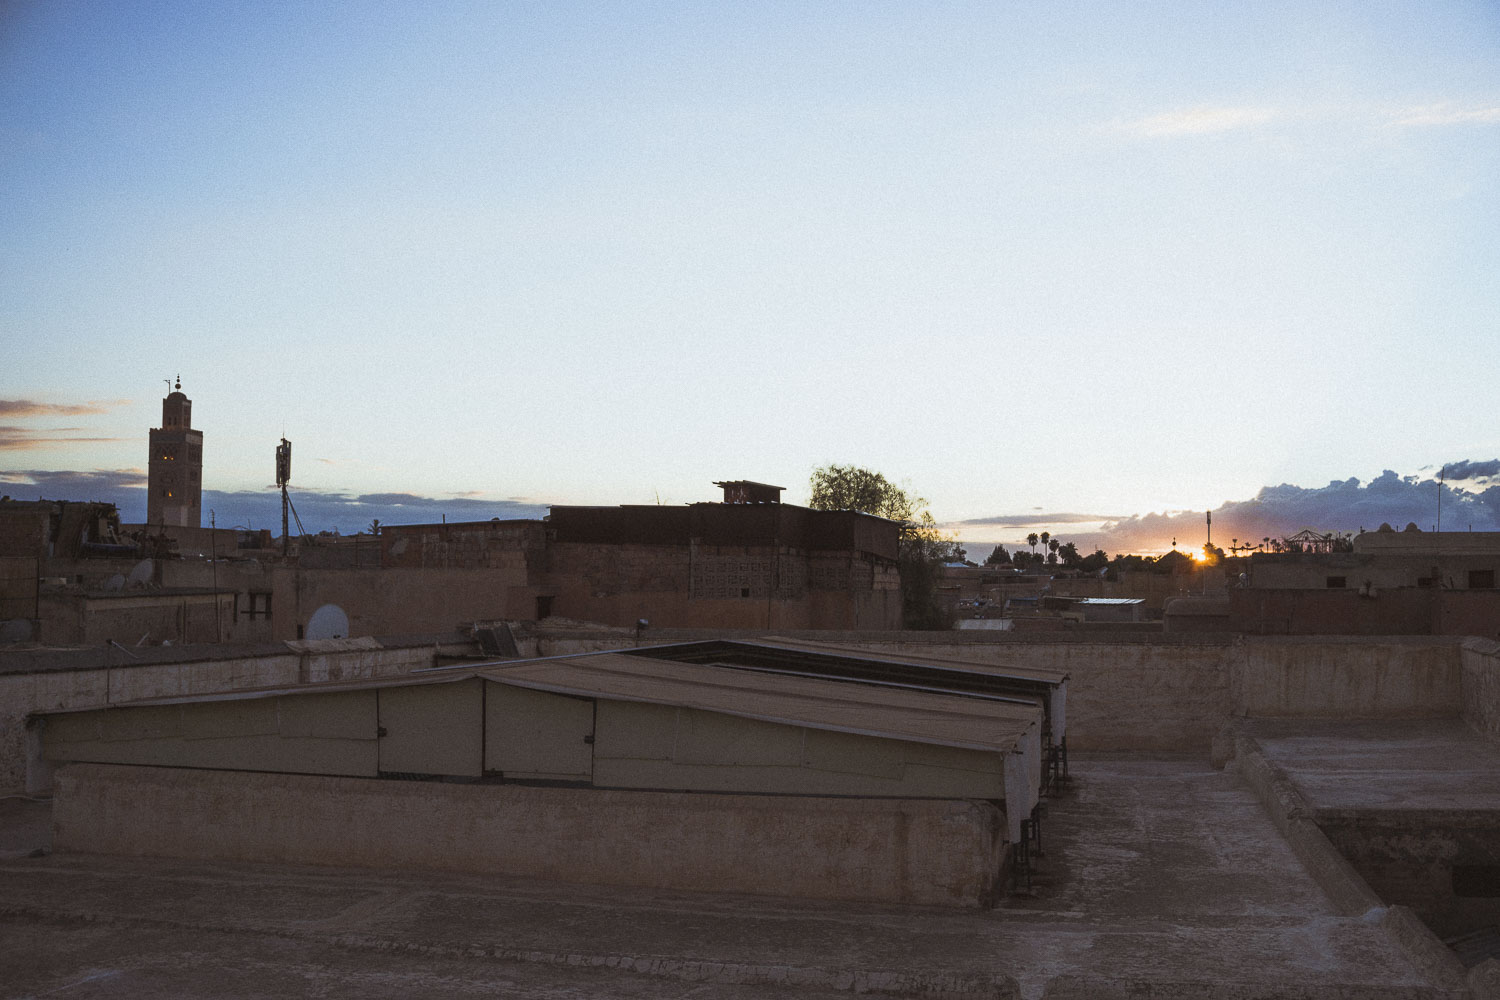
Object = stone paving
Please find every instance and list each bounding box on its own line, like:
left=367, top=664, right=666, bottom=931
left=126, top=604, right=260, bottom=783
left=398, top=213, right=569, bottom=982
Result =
left=0, top=758, right=1465, bottom=999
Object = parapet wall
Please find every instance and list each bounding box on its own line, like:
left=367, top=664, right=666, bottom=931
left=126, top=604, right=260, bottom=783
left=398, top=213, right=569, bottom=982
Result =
left=878, top=637, right=1461, bottom=751
left=848, top=638, right=1234, bottom=752
left=542, top=630, right=1470, bottom=753
left=1462, top=639, right=1500, bottom=741
left=1235, top=637, right=1463, bottom=720
left=54, top=763, right=1006, bottom=907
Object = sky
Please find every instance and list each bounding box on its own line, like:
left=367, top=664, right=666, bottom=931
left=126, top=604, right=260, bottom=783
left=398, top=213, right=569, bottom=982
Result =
left=2, top=2, right=1498, bottom=553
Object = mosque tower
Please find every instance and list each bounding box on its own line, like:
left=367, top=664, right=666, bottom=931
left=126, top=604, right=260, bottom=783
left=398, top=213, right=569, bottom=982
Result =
left=146, top=377, right=203, bottom=528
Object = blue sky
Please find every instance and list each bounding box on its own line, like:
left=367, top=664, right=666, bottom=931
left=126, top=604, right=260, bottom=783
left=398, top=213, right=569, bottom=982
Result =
left=3, top=2, right=1498, bottom=551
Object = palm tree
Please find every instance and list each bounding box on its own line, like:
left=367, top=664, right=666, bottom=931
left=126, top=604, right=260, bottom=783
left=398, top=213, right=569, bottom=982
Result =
left=1027, top=532, right=1039, bottom=555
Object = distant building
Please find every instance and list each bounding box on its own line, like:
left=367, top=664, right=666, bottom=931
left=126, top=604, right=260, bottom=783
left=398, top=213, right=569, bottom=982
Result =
left=542, top=489, right=901, bottom=630
left=256, top=482, right=903, bottom=642
left=146, top=379, right=203, bottom=529
left=1206, top=524, right=1500, bottom=637
left=1244, top=523, right=1500, bottom=593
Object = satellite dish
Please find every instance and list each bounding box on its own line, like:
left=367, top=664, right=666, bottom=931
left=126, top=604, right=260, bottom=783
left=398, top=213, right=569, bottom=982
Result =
left=127, top=560, right=153, bottom=587
left=102, top=574, right=126, bottom=592
left=305, top=604, right=350, bottom=640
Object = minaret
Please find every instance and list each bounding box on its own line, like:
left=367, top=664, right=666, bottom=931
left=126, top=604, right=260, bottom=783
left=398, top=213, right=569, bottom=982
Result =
left=146, top=376, right=204, bottom=528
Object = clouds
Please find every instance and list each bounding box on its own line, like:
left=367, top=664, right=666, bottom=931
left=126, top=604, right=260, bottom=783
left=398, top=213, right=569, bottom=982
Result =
left=1097, top=469, right=1500, bottom=550
left=0, top=468, right=147, bottom=495
left=1440, top=459, right=1500, bottom=482
left=1389, top=105, right=1500, bottom=128
left=0, top=398, right=132, bottom=451
left=283, top=492, right=551, bottom=532
left=0, top=399, right=127, bottom=417
left=0, top=467, right=549, bottom=534
left=0, top=430, right=131, bottom=451
left=949, top=464, right=1500, bottom=556
left=1120, top=106, right=1278, bottom=137
left=1115, top=102, right=1500, bottom=139
left=953, top=512, right=1119, bottom=528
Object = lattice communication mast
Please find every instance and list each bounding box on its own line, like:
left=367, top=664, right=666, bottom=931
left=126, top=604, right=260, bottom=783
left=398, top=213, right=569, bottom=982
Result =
left=275, top=437, right=304, bottom=556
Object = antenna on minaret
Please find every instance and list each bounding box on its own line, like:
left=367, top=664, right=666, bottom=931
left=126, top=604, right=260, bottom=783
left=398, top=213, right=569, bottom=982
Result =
left=163, top=378, right=172, bottom=393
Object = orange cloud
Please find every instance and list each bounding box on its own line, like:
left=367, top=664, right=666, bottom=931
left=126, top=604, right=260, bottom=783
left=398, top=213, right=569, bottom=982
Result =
left=0, top=429, right=130, bottom=451
left=0, top=399, right=130, bottom=417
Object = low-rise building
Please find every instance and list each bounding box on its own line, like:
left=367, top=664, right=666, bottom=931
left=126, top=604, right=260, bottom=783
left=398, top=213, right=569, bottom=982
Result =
left=1223, top=525, right=1500, bottom=637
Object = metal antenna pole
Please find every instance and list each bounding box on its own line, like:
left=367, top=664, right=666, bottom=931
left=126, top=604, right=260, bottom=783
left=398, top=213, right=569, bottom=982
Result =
left=1437, top=471, right=1443, bottom=534
left=276, top=437, right=292, bottom=557
left=211, top=509, right=222, bottom=643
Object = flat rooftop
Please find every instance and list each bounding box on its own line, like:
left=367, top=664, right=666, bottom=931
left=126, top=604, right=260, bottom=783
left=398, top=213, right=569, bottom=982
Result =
left=1245, top=718, right=1500, bottom=814
left=0, top=756, right=1452, bottom=999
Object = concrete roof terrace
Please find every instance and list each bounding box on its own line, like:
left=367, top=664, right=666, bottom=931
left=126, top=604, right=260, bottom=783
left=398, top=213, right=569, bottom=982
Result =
left=1243, top=718, right=1500, bottom=814
left=0, top=755, right=1476, bottom=1000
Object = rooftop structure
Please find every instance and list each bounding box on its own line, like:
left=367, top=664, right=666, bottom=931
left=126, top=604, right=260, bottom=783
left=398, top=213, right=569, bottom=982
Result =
left=34, top=638, right=1063, bottom=905
left=713, top=480, right=785, bottom=504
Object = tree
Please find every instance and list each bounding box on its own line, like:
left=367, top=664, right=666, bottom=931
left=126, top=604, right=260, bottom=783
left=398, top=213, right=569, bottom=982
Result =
left=1078, top=548, right=1109, bottom=573
left=807, top=465, right=921, bottom=523
left=1111, top=552, right=1151, bottom=573
left=1058, top=541, right=1080, bottom=568
left=984, top=544, right=1010, bottom=566
left=1040, top=531, right=1051, bottom=551
left=1026, top=532, right=1039, bottom=555
left=808, top=465, right=958, bottom=630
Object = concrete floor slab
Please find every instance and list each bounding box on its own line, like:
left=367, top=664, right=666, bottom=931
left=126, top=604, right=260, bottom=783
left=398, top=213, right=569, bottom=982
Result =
left=0, top=758, right=1463, bottom=999
left=1246, top=719, right=1500, bottom=814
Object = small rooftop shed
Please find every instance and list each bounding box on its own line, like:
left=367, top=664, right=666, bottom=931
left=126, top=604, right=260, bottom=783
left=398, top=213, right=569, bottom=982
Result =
left=39, top=641, right=1062, bottom=906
